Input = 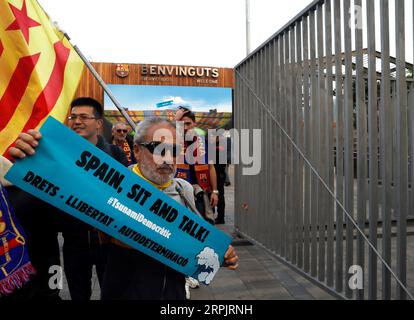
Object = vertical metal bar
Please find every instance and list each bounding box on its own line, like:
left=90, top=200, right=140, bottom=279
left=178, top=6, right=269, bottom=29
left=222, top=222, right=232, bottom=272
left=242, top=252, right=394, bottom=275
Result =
left=281, top=34, right=287, bottom=259
left=264, top=46, right=269, bottom=247
left=257, top=52, right=263, bottom=243
left=244, top=60, right=251, bottom=235
left=275, top=37, right=283, bottom=256
left=259, top=48, right=265, bottom=245
left=238, top=63, right=242, bottom=233
left=302, top=14, right=311, bottom=274
left=238, top=66, right=242, bottom=228
left=354, top=0, right=367, bottom=301
left=237, top=64, right=242, bottom=232
left=366, top=0, right=379, bottom=300
left=317, top=3, right=326, bottom=282
left=394, top=0, right=408, bottom=300
left=290, top=25, right=298, bottom=265
left=333, top=0, right=344, bottom=293
left=235, top=67, right=239, bottom=231
left=379, top=0, right=392, bottom=300
left=324, top=0, right=335, bottom=288
left=258, top=50, right=264, bottom=244
left=244, top=59, right=250, bottom=237
left=239, top=63, right=244, bottom=234
left=411, top=0, right=414, bottom=222
left=309, top=8, right=319, bottom=278
left=257, top=46, right=269, bottom=245
left=242, top=61, right=248, bottom=236
left=343, top=0, right=355, bottom=299
left=252, top=55, right=257, bottom=240
left=257, top=53, right=261, bottom=242
left=234, top=70, right=238, bottom=231
left=285, top=30, right=293, bottom=262
left=273, top=39, right=280, bottom=253
left=263, top=42, right=274, bottom=248
left=268, top=41, right=275, bottom=252
left=248, top=59, right=252, bottom=237
left=270, top=39, right=278, bottom=252
left=410, top=81, right=414, bottom=217
left=241, top=63, right=246, bottom=235
left=252, top=55, right=257, bottom=238
left=410, top=81, right=414, bottom=215
left=248, top=57, right=255, bottom=237
left=296, top=19, right=304, bottom=270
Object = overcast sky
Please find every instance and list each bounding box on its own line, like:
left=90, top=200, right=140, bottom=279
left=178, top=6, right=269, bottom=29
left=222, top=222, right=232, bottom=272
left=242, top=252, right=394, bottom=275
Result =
left=36, top=0, right=413, bottom=68
left=37, top=0, right=314, bottom=67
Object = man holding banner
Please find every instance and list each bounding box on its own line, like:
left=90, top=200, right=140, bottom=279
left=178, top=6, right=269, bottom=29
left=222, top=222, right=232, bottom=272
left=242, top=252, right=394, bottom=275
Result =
left=9, top=97, right=129, bottom=300
left=8, top=117, right=239, bottom=300
left=61, top=97, right=128, bottom=300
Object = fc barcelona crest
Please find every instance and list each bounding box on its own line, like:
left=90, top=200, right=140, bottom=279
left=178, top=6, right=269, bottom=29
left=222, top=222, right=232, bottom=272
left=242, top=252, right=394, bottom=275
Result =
left=116, top=64, right=129, bottom=78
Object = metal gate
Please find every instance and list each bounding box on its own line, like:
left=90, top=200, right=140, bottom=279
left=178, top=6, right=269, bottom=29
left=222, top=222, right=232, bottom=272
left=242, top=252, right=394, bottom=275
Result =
left=234, top=0, right=414, bottom=300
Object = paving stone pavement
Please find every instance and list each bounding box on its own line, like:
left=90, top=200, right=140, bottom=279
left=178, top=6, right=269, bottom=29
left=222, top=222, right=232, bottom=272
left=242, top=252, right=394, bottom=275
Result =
left=59, top=166, right=336, bottom=300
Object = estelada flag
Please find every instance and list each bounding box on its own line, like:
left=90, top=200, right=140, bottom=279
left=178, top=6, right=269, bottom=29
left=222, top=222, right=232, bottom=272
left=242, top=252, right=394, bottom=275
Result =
left=0, top=0, right=84, bottom=158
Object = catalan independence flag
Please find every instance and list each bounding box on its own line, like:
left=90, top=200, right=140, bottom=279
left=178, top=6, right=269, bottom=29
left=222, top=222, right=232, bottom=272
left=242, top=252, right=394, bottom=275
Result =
left=0, top=0, right=84, bottom=158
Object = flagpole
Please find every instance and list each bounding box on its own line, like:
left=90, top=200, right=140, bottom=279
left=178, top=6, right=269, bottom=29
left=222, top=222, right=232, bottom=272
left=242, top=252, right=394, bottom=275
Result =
left=246, top=0, right=251, bottom=55
left=62, top=33, right=136, bottom=130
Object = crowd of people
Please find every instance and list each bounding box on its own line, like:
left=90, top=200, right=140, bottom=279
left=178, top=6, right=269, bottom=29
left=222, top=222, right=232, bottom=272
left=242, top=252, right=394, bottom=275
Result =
left=0, top=97, right=237, bottom=300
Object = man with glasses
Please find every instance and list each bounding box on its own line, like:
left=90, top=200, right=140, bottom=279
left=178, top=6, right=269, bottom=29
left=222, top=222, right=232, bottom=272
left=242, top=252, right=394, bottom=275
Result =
left=9, top=97, right=128, bottom=300
left=101, top=117, right=238, bottom=300
left=9, top=113, right=238, bottom=300
left=111, top=122, right=136, bottom=165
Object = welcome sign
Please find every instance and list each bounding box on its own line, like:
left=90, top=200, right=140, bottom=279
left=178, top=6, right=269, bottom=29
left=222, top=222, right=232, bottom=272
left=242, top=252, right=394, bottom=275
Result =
left=5, top=117, right=232, bottom=285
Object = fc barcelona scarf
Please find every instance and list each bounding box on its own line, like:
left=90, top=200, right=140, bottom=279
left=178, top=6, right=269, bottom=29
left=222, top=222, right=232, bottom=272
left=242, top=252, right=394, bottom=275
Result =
left=120, top=141, right=132, bottom=165
left=0, top=184, right=36, bottom=296
left=176, top=136, right=212, bottom=192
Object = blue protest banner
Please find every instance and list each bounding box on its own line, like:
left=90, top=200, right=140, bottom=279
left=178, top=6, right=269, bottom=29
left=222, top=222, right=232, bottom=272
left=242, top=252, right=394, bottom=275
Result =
left=5, top=117, right=231, bottom=285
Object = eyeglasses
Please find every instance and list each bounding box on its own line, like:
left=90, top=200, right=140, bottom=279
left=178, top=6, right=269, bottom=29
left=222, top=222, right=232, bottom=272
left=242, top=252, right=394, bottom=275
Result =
left=67, top=114, right=96, bottom=122
left=117, top=129, right=128, bottom=133
left=139, top=141, right=181, bottom=158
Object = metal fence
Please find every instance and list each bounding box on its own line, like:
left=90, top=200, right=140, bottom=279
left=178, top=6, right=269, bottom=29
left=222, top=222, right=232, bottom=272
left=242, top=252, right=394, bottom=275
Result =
left=234, top=0, right=414, bottom=300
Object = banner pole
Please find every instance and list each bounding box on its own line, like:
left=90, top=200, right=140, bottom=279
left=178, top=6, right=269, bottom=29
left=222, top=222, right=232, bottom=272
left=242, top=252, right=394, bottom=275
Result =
left=63, top=33, right=136, bottom=130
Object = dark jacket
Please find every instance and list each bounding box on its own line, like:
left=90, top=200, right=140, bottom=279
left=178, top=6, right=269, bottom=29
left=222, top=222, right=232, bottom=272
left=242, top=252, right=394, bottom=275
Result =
left=99, top=135, right=129, bottom=167
left=111, top=135, right=136, bottom=166
left=101, top=178, right=197, bottom=300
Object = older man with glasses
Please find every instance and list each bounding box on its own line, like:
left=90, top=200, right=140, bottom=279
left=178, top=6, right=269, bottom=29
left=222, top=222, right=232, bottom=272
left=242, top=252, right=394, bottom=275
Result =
left=9, top=115, right=238, bottom=300
left=101, top=117, right=238, bottom=300
left=111, top=122, right=136, bottom=166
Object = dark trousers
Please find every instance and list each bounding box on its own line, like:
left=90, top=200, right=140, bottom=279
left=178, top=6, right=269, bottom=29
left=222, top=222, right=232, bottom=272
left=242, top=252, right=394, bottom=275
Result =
left=216, top=182, right=225, bottom=222
left=214, top=164, right=226, bottom=223
left=101, top=244, right=185, bottom=300
left=224, top=164, right=231, bottom=184
left=62, top=230, right=108, bottom=301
